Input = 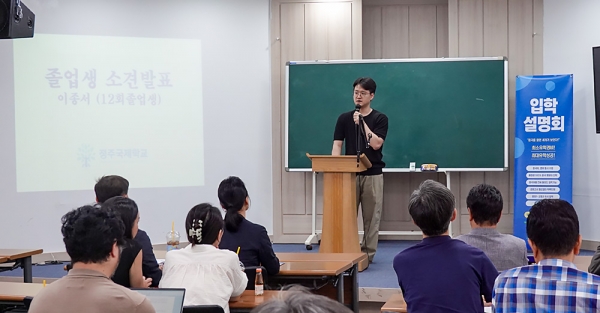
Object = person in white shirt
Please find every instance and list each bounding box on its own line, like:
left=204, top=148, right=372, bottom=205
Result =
left=159, top=203, right=247, bottom=312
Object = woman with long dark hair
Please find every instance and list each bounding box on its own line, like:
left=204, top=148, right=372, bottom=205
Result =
left=101, top=196, right=151, bottom=288
left=218, top=176, right=280, bottom=287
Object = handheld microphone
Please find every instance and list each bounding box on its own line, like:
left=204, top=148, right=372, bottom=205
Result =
left=355, top=105, right=360, bottom=166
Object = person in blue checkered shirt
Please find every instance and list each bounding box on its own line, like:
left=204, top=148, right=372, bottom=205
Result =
left=493, top=199, right=600, bottom=312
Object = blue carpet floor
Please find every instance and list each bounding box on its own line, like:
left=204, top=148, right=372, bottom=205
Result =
left=0, top=241, right=595, bottom=289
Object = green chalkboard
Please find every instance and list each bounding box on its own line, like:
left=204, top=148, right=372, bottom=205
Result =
left=285, top=58, right=507, bottom=171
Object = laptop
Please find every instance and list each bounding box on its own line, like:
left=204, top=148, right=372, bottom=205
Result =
left=132, top=288, right=186, bottom=313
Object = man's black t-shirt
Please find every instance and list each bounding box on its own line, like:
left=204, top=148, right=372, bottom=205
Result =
left=333, top=109, right=389, bottom=175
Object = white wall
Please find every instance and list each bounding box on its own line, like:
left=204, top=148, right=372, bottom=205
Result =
left=544, top=0, right=600, bottom=241
left=0, top=0, right=272, bottom=252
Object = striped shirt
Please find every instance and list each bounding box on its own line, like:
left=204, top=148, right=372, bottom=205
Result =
left=493, top=259, right=600, bottom=312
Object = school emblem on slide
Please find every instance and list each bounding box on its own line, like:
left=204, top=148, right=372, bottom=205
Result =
left=78, top=144, right=95, bottom=167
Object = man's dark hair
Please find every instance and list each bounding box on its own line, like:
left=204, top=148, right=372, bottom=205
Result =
left=218, top=176, right=249, bottom=233
left=94, top=175, right=129, bottom=203
left=353, top=77, right=377, bottom=94
left=408, top=180, right=455, bottom=236
left=527, top=199, right=580, bottom=257
left=101, top=197, right=138, bottom=240
left=186, top=203, right=224, bottom=245
left=61, top=205, right=125, bottom=264
left=467, top=184, right=504, bottom=226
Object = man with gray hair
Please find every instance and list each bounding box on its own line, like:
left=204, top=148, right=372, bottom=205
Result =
left=250, top=286, right=352, bottom=313
left=455, top=184, right=528, bottom=271
left=392, top=180, right=498, bottom=313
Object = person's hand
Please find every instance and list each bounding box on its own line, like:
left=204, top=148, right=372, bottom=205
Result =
left=482, top=295, right=491, bottom=307
left=159, top=264, right=164, bottom=271
left=144, top=276, right=152, bottom=288
left=353, top=111, right=361, bottom=125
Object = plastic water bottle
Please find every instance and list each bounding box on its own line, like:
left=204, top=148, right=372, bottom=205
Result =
left=255, top=268, right=264, bottom=296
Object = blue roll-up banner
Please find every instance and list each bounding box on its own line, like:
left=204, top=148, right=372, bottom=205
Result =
left=514, top=75, right=573, bottom=246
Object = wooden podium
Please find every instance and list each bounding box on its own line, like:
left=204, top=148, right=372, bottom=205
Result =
left=306, top=153, right=371, bottom=271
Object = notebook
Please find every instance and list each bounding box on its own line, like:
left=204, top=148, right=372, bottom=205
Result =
left=132, top=288, right=185, bottom=313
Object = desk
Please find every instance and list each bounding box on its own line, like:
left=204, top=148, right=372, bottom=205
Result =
left=574, top=255, right=593, bottom=270
left=277, top=253, right=365, bottom=313
left=380, top=293, right=407, bottom=313
left=271, top=260, right=352, bottom=311
left=0, top=282, right=43, bottom=305
left=229, top=290, right=281, bottom=313
left=0, top=249, right=43, bottom=283
left=154, top=250, right=167, bottom=260
left=278, top=260, right=352, bottom=276
left=276, top=252, right=366, bottom=264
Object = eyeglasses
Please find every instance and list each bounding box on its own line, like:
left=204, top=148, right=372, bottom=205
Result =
left=354, top=91, right=370, bottom=97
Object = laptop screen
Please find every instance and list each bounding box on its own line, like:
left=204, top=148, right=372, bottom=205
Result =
left=132, top=288, right=185, bottom=313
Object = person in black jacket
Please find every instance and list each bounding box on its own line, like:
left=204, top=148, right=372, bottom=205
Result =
left=133, top=229, right=162, bottom=287
left=94, top=175, right=162, bottom=287
left=218, top=176, right=280, bottom=289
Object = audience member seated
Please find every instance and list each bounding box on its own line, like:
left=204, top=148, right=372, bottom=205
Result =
left=493, top=199, right=600, bottom=312
left=159, top=203, right=247, bottom=312
left=28, top=206, right=155, bottom=313
left=393, top=180, right=498, bottom=313
left=251, top=286, right=352, bottom=313
left=455, top=184, right=528, bottom=271
left=218, top=176, right=280, bottom=288
left=95, top=175, right=162, bottom=286
left=590, top=245, right=600, bottom=275
left=102, top=196, right=151, bottom=288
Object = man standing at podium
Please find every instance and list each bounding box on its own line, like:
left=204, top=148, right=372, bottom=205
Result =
left=332, top=77, right=388, bottom=263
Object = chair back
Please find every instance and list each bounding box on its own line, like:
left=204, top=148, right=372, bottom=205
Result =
left=23, top=296, right=33, bottom=308
left=4, top=296, right=34, bottom=312
left=182, top=305, right=225, bottom=313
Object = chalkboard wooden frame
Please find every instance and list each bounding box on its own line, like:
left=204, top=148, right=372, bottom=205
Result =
left=285, top=57, right=508, bottom=172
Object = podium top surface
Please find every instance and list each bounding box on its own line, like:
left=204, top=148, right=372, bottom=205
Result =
left=306, top=154, right=372, bottom=173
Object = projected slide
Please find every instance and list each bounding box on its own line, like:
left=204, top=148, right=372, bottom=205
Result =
left=13, top=34, right=204, bottom=192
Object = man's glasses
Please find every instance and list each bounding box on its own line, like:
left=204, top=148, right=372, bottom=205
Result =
left=354, top=91, right=370, bottom=97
